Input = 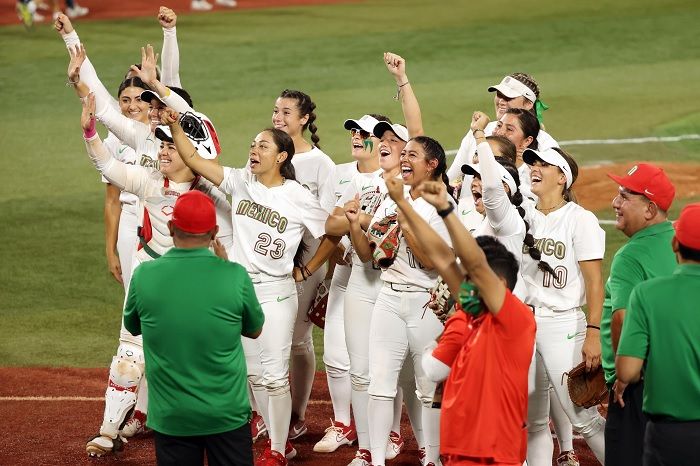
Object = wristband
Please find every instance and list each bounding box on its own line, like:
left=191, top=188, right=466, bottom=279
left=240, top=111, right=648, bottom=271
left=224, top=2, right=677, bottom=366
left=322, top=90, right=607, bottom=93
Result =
left=393, top=81, right=410, bottom=101
left=83, top=117, right=97, bottom=139
left=437, top=203, right=454, bottom=218
left=586, top=324, right=600, bottom=330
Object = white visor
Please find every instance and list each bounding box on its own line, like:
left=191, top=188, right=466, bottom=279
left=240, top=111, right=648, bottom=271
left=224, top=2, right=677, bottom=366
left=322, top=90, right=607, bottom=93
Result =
left=488, top=76, right=536, bottom=103
left=461, top=163, right=517, bottom=195
left=344, top=115, right=380, bottom=134
left=372, top=122, right=409, bottom=142
left=523, top=148, right=573, bottom=188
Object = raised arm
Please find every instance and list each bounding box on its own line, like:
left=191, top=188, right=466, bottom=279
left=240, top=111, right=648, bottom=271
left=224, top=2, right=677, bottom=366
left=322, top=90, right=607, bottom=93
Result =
left=345, top=195, right=373, bottom=263
left=158, top=7, right=181, bottom=88
left=162, top=109, right=224, bottom=186
left=418, top=180, right=508, bottom=315
left=384, top=52, right=423, bottom=138
left=132, top=44, right=193, bottom=115
left=55, top=14, right=118, bottom=111
left=446, top=131, right=477, bottom=183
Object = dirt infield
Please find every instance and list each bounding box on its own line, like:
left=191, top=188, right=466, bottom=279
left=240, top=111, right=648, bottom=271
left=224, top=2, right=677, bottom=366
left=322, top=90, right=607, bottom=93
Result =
left=0, top=367, right=600, bottom=466
left=574, top=161, right=699, bottom=212
left=0, top=0, right=358, bottom=27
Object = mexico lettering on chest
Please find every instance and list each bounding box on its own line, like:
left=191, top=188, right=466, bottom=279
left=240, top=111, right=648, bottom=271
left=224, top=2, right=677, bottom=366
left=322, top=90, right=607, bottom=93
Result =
left=236, top=199, right=288, bottom=233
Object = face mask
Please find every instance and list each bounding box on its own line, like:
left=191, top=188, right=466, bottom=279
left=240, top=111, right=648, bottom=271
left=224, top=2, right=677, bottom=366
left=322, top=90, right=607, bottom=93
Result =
left=459, top=281, right=484, bottom=316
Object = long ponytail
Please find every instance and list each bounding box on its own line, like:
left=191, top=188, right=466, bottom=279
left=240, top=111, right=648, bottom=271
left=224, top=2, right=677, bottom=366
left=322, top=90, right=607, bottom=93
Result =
left=279, top=89, right=321, bottom=149
left=412, top=136, right=455, bottom=200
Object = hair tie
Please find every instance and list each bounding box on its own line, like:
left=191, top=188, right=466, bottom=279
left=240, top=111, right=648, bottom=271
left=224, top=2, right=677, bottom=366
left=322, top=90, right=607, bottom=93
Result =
left=535, top=99, right=549, bottom=124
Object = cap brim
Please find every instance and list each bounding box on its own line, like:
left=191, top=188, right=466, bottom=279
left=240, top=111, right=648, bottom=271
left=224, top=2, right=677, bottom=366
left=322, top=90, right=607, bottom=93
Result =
left=154, top=126, right=173, bottom=143
left=372, top=121, right=393, bottom=139
left=522, top=148, right=540, bottom=166
left=141, top=90, right=166, bottom=106
left=487, top=84, right=520, bottom=99
left=461, top=164, right=480, bottom=177
left=344, top=119, right=361, bottom=131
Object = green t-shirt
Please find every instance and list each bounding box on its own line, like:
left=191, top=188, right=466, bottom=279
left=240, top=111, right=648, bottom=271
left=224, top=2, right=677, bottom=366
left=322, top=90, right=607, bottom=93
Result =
left=123, top=247, right=265, bottom=436
left=617, top=264, right=700, bottom=421
left=601, top=222, right=676, bottom=384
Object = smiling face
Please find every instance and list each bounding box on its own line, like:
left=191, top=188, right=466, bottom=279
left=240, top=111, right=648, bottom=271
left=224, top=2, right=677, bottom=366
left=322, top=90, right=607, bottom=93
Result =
left=470, top=175, right=485, bottom=215
left=400, top=140, right=438, bottom=187
left=493, top=92, right=532, bottom=120
left=612, top=186, right=653, bottom=237
left=378, top=129, right=405, bottom=172
left=158, top=141, right=187, bottom=177
left=494, top=113, right=533, bottom=153
left=148, top=99, right=166, bottom=132
left=249, top=131, right=285, bottom=177
left=272, top=97, right=308, bottom=138
left=119, top=86, right=149, bottom=124
left=529, top=159, right=566, bottom=197
left=350, top=128, right=379, bottom=161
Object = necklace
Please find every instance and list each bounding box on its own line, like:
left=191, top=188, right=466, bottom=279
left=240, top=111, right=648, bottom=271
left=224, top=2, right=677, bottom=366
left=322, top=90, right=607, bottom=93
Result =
left=537, top=197, right=566, bottom=213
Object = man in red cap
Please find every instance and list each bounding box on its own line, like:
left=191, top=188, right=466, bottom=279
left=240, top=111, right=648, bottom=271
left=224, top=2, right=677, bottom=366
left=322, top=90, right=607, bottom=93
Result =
left=616, top=202, right=700, bottom=466
left=600, top=163, right=677, bottom=466
left=123, top=190, right=265, bottom=466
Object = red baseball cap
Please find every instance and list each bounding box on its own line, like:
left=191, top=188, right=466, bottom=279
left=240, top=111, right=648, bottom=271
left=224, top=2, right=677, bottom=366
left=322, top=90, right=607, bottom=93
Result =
left=607, top=163, right=675, bottom=211
left=171, top=191, right=216, bottom=234
left=675, top=203, right=700, bottom=250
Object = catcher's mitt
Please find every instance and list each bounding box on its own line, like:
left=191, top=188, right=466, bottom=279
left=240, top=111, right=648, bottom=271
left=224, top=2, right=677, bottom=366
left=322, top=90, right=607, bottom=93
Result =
left=426, top=277, right=456, bottom=324
left=563, top=361, right=608, bottom=408
left=307, top=278, right=331, bottom=329
left=367, top=213, right=401, bottom=269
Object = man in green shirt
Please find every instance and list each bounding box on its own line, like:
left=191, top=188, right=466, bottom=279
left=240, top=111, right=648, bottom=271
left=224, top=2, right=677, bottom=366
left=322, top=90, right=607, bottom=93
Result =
left=601, top=163, right=676, bottom=466
left=617, top=202, right=700, bottom=466
left=124, top=190, right=265, bottom=466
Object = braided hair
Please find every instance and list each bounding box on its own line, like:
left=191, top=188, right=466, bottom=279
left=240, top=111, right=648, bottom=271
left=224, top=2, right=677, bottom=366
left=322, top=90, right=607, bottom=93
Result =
left=498, top=159, right=557, bottom=275
left=279, top=89, right=321, bottom=148
left=412, top=136, right=455, bottom=199
left=510, top=72, right=540, bottom=100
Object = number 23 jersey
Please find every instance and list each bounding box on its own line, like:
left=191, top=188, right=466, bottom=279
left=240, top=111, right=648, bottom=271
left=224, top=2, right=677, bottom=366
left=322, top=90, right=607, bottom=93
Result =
left=219, top=167, right=328, bottom=277
left=521, top=202, right=605, bottom=310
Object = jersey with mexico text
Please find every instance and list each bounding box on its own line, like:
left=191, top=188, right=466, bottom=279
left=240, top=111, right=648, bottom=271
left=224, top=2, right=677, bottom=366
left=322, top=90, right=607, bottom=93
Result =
left=521, top=202, right=605, bottom=310
left=219, top=167, right=328, bottom=277
left=372, top=190, right=454, bottom=290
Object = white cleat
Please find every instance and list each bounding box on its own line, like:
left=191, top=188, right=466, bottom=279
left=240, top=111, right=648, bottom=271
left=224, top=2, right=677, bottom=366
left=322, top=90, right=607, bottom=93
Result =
left=191, top=0, right=213, bottom=11
left=66, top=4, right=88, bottom=18
left=86, top=434, right=123, bottom=457
left=215, top=0, right=237, bottom=6
left=385, top=430, right=404, bottom=460
left=347, top=448, right=371, bottom=466
left=313, top=419, right=357, bottom=453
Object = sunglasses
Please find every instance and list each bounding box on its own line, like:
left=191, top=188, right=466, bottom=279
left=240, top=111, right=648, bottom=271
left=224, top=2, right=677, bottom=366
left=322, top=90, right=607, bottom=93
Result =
left=350, top=128, right=371, bottom=139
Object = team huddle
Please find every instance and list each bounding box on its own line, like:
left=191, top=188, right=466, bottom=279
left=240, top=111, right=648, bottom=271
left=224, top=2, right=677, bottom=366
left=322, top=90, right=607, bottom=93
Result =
left=55, top=6, right=700, bottom=466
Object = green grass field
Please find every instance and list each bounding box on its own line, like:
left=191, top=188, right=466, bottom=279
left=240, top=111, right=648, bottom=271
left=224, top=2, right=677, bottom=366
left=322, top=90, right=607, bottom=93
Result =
left=1, top=0, right=699, bottom=367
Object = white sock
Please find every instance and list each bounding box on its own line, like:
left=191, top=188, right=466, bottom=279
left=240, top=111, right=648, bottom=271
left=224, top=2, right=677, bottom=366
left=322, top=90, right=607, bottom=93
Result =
left=421, top=405, right=440, bottom=464
left=290, top=351, right=315, bottom=419
left=527, top=427, right=554, bottom=466
left=352, top=388, right=370, bottom=450
left=550, top=399, right=573, bottom=452
left=581, top=418, right=606, bottom=463
left=252, top=384, right=270, bottom=431
left=268, top=390, right=292, bottom=454
left=403, top=388, right=424, bottom=447
left=392, top=386, right=403, bottom=433
left=327, top=369, right=352, bottom=426
left=368, top=397, right=393, bottom=466
left=248, top=381, right=258, bottom=413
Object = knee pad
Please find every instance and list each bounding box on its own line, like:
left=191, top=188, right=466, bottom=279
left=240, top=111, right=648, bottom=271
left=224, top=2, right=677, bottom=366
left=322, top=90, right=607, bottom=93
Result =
left=100, top=344, right=144, bottom=437
left=291, top=338, right=313, bottom=356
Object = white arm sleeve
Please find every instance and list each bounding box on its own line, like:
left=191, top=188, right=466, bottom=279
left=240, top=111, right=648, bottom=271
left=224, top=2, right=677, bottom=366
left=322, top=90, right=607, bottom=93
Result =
left=95, top=97, right=151, bottom=151
left=85, top=135, right=150, bottom=197
left=446, top=131, right=476, bottom=183
left=62, top=31, right=119, bottom=113
left=421, top=341, right=451, bottom=383
left=160, top=27, right=181, bottom=88
left=162, top=89, right=194, bottom=114
left=478, top=141, right=520, bottom=233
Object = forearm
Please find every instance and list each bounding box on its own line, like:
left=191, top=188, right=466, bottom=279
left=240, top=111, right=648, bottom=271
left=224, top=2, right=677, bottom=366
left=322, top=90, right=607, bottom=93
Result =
left=161, top=27, right=181, bottom=88
left=611, top=309, right=625, bottom=354
left=446, top=132, right=475, bottom=182
left=104, top=184, right=121, bottom=256
left=95, top=100, right=147, bottom=150
left=397, top=79, right=424, bottom=138
left=349, top=221, right=372, bottom=263
left=325, top=214, right=350, bottom=236
left=583, top=263, right=603, bottom=326
left=359, top=213, right=373, bottom=231
left=616, top=356, right=643, bottom=384
left=305, top=235, right=342, bottom=274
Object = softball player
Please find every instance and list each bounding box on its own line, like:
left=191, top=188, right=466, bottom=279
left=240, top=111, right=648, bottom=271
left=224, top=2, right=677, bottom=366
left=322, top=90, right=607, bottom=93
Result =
left=346, top=136, right=453, bottom=466
left=164, top=113, right=340, bottom=466
left=271, top=89, right=337, bottom=438
left=78, top=95, right=232, bottom=457
left=519, top=148, right=607, bottom=466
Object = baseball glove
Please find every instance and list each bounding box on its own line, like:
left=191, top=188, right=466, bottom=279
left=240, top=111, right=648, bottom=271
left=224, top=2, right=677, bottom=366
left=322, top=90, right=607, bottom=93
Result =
left=563, top=361, right=608, bottom=409
left=367, top=213, right=401, bottom=269
left=426, top=277, right=456, bottom=324
left=307, top=278, right=331, bottom=329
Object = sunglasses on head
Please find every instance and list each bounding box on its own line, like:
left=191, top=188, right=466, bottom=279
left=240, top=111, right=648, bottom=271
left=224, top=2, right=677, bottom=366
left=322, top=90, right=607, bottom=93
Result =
left=350, top=128, right=371, bottom=139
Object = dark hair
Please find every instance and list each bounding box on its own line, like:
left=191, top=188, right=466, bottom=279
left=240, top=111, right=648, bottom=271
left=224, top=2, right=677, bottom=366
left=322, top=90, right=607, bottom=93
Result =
left=476, top=236, right=519, bottom=291
left=504, top=108, right=540, bottom=150
left=496, top=158, right=557, bottom=276
left=510, top=72, right=540, bottom=102
left=369, top=113, right=392, bottom=124
left=678, top=242, right=700, bottom=262
left=117, top=77, right=149, bottom=98
left=485, top=135, right=516, bottom=163
left=168, top=87, right=194, bottom=109
left=127, top=64, right=160, bottom=81
left=263, top=127, right=296, bottom=181
left=279, top=89, right=320, bottom=148
left=412, top=136, right=455, bottom=199
left=551, top=147, right=579, bottom=203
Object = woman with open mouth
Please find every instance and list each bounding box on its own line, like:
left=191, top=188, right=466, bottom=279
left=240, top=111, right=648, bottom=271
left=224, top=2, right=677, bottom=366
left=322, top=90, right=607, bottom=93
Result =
left=520, top=147, right=607, bottom=466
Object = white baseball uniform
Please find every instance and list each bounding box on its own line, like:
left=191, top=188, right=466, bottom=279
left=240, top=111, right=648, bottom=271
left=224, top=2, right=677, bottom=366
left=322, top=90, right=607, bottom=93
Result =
left=367, top=191, right=453, bottom=466
left=218, top=166, right=328, bottom=454
left=520, top=201, right=607, bottom=466
left=288, top=146, right=337, bottom=423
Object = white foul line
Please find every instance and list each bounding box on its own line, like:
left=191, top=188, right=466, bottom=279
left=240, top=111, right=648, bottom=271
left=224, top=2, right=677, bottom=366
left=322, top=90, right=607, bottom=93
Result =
left=0, top=395, right=332, bottom=405
left=446, top=133, right=700, bottom=156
